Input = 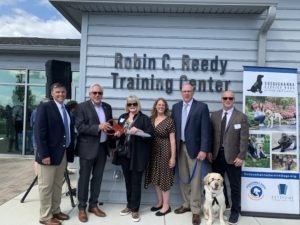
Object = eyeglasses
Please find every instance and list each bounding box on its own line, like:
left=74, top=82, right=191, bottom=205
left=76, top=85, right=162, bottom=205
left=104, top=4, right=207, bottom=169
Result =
left=127, top=102, right=138, bottom=107
left=92, top=91, right=103, bottom=96
left=222, top=97, right=234, bottom=101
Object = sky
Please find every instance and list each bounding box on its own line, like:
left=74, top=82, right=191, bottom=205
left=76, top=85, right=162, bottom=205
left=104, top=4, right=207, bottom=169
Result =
left=0, top=0, right=81, bottom=39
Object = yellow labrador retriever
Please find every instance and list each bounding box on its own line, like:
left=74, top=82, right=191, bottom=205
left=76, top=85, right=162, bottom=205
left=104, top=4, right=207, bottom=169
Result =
left=203, top=173, right=226, bottom=225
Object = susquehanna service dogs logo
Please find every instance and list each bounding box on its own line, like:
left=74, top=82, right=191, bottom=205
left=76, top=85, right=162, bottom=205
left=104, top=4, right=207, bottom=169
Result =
left=247, top=74, right=264, bottom=94
left=247, top=182, right=266, bottom=200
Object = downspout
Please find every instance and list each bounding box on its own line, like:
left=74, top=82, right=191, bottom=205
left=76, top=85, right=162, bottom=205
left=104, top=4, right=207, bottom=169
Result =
left=257, top=6, right=277, bottom=66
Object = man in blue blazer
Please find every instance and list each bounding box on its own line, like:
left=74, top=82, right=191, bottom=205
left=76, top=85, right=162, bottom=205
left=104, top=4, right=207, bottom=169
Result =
left=34, top=83, right=75, bottom=225
left=171, top=83, right=210, bottom=225
left=75, top=84, right=114, bottom=222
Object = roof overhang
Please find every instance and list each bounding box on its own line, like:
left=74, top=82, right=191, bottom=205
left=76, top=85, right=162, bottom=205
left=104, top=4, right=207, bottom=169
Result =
left=50, top=0, right=278, bottom=32
left=0, top=37, right=80, bottom=55
left=0, top=45, right=80, bottom=55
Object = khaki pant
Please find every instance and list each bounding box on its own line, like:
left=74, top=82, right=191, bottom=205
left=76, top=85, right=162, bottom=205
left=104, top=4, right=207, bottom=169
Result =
left=38, top=152, right=67, bottom=221
left=178, top=144, right=202, bottom=214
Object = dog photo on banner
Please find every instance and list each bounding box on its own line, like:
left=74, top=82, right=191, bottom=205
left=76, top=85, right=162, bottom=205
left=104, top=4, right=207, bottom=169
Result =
left=245, top=96, right=296, bottom=131
left=245, top=134, right=270, bottom=168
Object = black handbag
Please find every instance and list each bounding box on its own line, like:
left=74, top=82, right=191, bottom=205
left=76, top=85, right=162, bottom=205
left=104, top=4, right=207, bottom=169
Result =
left=116, top=141, right=128, bottom=157
left=114, top=114, right=140, bottom=158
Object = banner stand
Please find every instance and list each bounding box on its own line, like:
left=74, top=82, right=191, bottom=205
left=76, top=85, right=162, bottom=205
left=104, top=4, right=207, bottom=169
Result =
left=241, top=212, right=300, bottom=219
left=241, top=66, right=300, bottom=218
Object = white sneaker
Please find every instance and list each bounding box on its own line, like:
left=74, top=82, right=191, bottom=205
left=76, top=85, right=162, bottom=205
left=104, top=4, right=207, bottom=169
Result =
left=120, top=207, right=131, bottom=216
left=131, top=212, right=140, bottom=222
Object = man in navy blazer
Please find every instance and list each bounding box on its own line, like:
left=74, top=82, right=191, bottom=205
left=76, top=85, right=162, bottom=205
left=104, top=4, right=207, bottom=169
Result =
left=75, top=84, right=114, bottom=222
left=171, top=83, right=210, bottom=225
left=34, top=83, right=75, bottom=225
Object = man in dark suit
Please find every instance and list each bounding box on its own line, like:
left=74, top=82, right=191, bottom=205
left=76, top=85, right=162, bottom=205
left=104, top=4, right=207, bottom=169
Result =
left=75, top=84, right=114, bottom=222
left=34, top=83, right=75, bottom=225
left=171, top=83, right=210, bottom=225
left=209, top=91, right=249, bottom=225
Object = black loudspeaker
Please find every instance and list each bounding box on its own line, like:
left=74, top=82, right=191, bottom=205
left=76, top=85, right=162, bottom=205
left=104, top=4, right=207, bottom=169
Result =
left=45, top=60, right=72, bottom=99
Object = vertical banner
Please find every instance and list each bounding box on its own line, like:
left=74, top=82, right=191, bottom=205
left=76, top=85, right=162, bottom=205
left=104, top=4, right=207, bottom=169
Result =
left=242, top=66, right=300, bottom=218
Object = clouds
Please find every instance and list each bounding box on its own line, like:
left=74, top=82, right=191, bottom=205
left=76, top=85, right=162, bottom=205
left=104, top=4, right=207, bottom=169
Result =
left=0, top=0, right=80, bottom=39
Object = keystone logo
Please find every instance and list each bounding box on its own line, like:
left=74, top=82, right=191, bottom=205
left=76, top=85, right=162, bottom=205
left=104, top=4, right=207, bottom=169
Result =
left=278, top=184, right=288, bottom=195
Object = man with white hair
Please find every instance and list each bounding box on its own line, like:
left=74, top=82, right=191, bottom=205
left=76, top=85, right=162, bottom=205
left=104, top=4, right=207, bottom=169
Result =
left=75, top=84, right=114, bottom=222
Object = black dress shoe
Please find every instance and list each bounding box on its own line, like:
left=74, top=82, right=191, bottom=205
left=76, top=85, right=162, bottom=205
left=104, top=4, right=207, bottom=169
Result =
left=155, top=207, right=171, bottom=216
left=228, top=211, right=239, bottom=224
left=150, top=205, right=162, bottom=212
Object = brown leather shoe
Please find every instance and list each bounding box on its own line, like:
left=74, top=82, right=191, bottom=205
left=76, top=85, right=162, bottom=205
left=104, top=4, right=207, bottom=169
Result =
left=53, top=212, right=70, bottom=220
left=192, top=214, right=200, bottom=225
left=39, top=218, right=61, bottom=225
left=78, top=210, right=88, bottom=222
left=174, top=206, right=191, bottom=214
left=88, top=207, right=106, bottom=217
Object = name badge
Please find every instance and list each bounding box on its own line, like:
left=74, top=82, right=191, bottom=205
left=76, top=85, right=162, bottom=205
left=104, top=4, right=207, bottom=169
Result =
left=234, top=124, right=241, bottom=129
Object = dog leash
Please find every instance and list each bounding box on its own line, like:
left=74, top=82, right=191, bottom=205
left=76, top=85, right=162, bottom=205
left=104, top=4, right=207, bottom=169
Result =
left=178, top=159, right=207, bottom=184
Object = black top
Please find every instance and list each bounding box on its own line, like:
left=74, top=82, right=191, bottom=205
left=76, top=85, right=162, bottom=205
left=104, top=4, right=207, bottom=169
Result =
left=114, top=111, right=154, bottom=171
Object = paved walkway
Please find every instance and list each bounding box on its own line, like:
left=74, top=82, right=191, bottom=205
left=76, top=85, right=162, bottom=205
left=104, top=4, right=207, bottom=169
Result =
left=0, top=158, right=35, bottom=205
left=0, top=157, right=299, bottom=225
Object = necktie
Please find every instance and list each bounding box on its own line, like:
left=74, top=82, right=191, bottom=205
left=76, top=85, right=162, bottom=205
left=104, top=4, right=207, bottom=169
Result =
left=62, top=106, right=70, bottom=147
left=220, top=112, right=227, bottom=147
left=181, top=103, right=188, bottom=141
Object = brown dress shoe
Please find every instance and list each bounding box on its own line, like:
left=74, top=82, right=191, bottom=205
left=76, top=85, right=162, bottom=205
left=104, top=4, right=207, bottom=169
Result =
left=88, top=207, right=106, bottom=217
left=192, top=214, right=200, bottom=225
left=39, top=218, right=61, bottom=225
left=53, top=212, right=70, bottom=220
left=174, top=206, right=191, bottom=214
left=78, top=210, right=88, bottom=222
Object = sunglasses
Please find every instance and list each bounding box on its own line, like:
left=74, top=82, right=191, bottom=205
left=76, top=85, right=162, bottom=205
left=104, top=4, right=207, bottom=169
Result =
left=127, top=102, right=138, bottom=107
left=222, top=97, right=234, bottom=101
left=92, top=91, right=103, bottom=96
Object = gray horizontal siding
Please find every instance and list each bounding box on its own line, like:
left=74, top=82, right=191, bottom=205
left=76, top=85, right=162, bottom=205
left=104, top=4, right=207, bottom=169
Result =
left=84, top=13, right=260, bottom=119
left=80, top=0, right=300, bottom=205
left=84, top=11, right=258, bottom=205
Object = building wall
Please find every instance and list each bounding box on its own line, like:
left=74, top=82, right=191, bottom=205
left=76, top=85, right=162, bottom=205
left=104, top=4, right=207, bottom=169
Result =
left=0, top=54, right=79, bottom=71
left=79, top=0, right=300, bottom=204
left=81, top=12, right=260, bottom=114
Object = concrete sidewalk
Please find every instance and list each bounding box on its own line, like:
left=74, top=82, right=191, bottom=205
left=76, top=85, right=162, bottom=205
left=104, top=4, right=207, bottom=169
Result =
left=0, top=185, right=298, bottom=225
left=0, top=158, right=298, bottom=225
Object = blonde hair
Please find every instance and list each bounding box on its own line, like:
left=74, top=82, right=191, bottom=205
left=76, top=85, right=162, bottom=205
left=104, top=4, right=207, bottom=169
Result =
left=125, top=95, right=141, bottom=112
